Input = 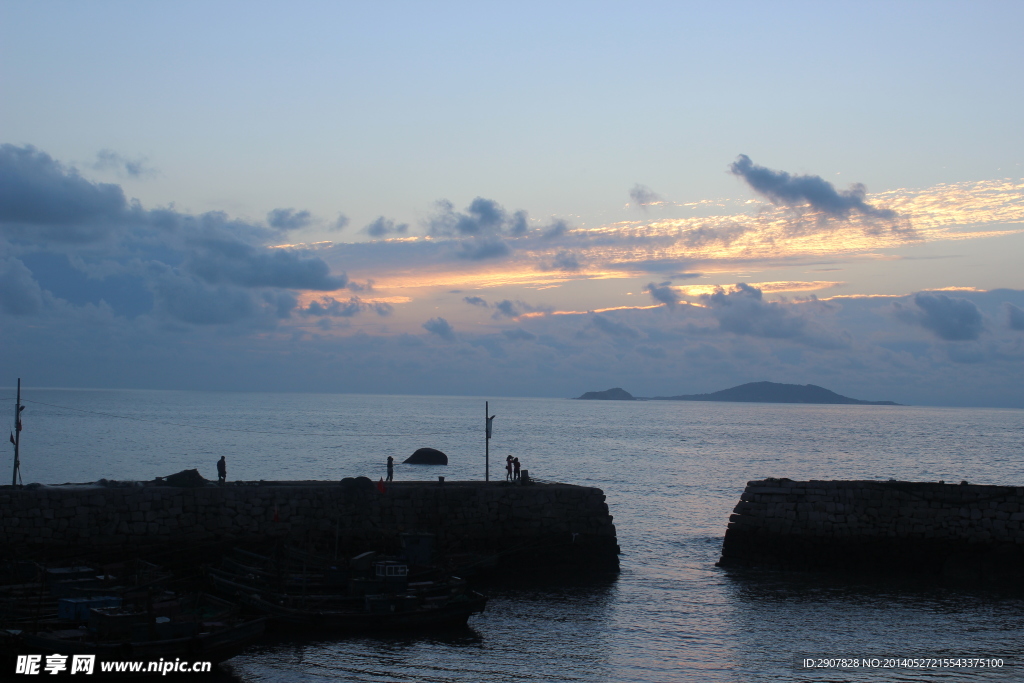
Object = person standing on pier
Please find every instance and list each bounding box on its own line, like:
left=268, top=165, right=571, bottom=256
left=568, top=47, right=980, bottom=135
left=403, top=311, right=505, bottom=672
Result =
left=505, top=455, right=514, bottom=481
left=217, top=456, right=226, bottom=483
left=386, top=456, right=394, bottom=482
left=513, top=457, right=521, bottom=481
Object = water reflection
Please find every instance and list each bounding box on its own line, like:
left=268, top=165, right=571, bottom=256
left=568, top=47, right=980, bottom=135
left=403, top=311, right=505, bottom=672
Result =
left=722, top=569, right=1023, bottom=681
left=226, top=579, right=618, bottom=683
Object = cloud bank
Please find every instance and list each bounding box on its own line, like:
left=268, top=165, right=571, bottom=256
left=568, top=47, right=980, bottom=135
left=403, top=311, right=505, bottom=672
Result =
left=3, top=145, right=1024, bottom=407
left=0, top=144, right=357, bottom=329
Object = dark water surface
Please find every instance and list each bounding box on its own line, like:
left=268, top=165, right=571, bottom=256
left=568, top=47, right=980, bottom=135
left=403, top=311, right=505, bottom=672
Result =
left=7, top=389, right=1024, bottom=681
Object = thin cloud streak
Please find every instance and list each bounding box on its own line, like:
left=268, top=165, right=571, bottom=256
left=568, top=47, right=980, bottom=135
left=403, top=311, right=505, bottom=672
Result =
left=320, top=177, right=1022, bottom=294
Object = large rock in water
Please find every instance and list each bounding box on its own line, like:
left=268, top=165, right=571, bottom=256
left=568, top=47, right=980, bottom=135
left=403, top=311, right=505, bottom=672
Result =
left=404, top=448, right=448, bottom=465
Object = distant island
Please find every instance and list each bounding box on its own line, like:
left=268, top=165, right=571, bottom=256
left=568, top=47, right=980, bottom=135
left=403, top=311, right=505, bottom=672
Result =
left=576, top=387, right=636, bottom=401
left=577, top=382, right=899, bottom=405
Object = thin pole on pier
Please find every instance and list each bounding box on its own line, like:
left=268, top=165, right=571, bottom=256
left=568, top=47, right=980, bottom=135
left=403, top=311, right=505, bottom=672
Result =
left=11, top=378, right=23, bottom=487
left=485, top=401, right=495, bottom=482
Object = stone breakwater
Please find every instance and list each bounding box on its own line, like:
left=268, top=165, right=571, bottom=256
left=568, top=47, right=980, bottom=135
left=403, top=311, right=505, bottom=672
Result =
left=719, top=479, right=1024, bottom=581
left=0, top=481, right=619, bottom=573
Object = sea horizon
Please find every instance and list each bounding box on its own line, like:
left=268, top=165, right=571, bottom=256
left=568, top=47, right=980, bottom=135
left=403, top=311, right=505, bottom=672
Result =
left=6, top=382, right=1022, bottom=411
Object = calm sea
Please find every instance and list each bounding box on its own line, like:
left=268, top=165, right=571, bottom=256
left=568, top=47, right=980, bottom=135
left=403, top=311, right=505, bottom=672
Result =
left=5, top=388, right=1024, bottom=681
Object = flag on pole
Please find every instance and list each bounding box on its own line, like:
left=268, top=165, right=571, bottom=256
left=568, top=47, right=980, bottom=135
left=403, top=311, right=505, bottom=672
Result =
left=8, top=432, right=13, bottom=445
left=486, top=414, right=495, bottom=439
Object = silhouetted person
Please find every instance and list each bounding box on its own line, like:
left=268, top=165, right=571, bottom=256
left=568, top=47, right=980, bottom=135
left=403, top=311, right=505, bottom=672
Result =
left=505, top=455, right=514, bottom=481
left=386, top=456, right=394, bottom=482
left=513, top=457, right=521, bottom=481
left=217, top=456, right=226, bottom=483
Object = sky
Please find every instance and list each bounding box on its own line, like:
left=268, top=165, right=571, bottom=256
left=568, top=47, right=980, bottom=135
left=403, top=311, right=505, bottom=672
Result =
left=1, top=1, right=1023, bottom=407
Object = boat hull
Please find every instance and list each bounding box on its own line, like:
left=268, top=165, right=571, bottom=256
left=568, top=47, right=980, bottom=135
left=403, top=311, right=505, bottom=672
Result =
left=18, top=617, right=266, bottom=664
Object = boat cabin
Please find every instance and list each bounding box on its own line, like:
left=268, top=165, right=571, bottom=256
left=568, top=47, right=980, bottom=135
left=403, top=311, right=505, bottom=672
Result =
left=374, top=561, right=408, bottom=582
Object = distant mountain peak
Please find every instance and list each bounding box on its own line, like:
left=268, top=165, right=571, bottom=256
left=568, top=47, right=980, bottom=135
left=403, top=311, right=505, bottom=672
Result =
left=653, top=381, right=899, bottom=405
left=575, top=382, right=899, bottom=405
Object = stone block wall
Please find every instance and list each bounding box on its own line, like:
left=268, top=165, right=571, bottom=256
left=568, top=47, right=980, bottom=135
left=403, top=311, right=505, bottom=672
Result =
left=0, top=481, right=619, bottom=573
left=719, top=479, right=1024, bottom=581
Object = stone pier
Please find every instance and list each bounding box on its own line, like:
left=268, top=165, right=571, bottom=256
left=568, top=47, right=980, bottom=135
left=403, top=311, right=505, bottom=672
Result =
left=0, top=480, right=619, bottom=574
left=719, top=479, right=1024, bottom=581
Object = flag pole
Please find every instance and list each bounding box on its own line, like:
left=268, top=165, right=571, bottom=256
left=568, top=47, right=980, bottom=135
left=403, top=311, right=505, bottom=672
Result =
left=12, top=378, right=23, bottom=487
left=484, top=401, right=496, bottom=482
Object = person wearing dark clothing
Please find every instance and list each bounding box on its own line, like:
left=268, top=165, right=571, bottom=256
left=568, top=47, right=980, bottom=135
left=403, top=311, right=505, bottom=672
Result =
left=505, top=455, right=514, bottom=481
left=217, top=456, right=226, bottom=483
left=386, top=456, right=394, bottom=482
left=513, top=457, right=521, bottom=481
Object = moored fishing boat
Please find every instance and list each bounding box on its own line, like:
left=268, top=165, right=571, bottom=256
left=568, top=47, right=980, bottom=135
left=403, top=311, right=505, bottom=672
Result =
left=16, top=593, right=265, bottom=663
left=207, top=546, right=487, bottom=632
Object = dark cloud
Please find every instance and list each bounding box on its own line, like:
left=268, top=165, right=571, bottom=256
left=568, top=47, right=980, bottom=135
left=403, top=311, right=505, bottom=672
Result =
left=423, top=316, right=456, bottom=341
left=330, top=214, right=350, bottom=231
left=1006, top=303, right=1024, bottom=331
left=0, top=257, right=44, bottom=315
left=609, top=258, right=700, bottom=277
left=680, top=223, right=751, bottom=248
left=635, top=344, right=667, bottom=358
left=629, top=184, right=663, bottom=208
left=729, top=154, right=897, bottom=221
left=267, top=208, right=313, bottom=231
left=493, top=300, right=520, bottom=319
left=702, top=283, right=806, bottom=339
left=344, top=279, right=374, bottom=293
left=895, top=292, right=985, bottom=341
left=469, top=335, right=509, bottom=359
left=589, top=313, right=640, bottom=338
left=92, top=150, right=155, bottom=179
left=299, top=296, right=392, bottom=317
left=188, top=240, right=347, bottom=291
left=302, top=297, right=359, bottom=317
left=507, top=210, right=529, bottom=237
left=431, top=197, right=508, bottom=236
left=20, top=251, right=153, bottom=318
left=456, top=237, right=510, bottom=261
left=364, top=216, right=409, bottom=237
left=645, top=282, right=680, bottom=307
left=263, top=290, right=298, bottom=319
left=478, top=298, right=546, bottom=320
left=946, top=345, right=986, bottom=364
left=538, top=250, right=581, bottom=272
left=152, top=275, right=257, bottom=326
left=541, top=219, right=570, bottom=239
left=0, top=144, right=131, bottom=242
left=503, top=328, right=536, bottom=341
left=0, top=145, right=348, bottom=305
left=429, top=197, right=528, bottom=260
left=553, top=250, right=580, bottom=271
left=462, top=197, right=504, bottom=234
left=462, top=296, right=542, bottom=320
